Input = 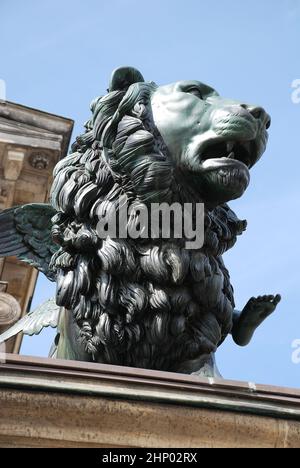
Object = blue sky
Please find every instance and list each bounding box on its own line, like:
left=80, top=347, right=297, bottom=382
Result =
left=1, top=0, right=299, bottom=388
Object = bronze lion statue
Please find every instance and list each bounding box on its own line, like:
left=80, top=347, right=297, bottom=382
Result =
left=0, top=67, right=281, bottom=377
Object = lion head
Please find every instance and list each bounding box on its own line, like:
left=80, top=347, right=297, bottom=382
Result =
left=49, top=67, right=269, bottom=373
left=150, top=79, right=270, bottom=204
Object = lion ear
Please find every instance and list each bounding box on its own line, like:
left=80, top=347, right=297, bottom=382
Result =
left=109, top=67, right=144, bottom=92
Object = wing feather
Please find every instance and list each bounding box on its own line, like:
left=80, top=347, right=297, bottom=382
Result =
left=0, top=204, right=59, bottom=280
left=0, top=297, right=60, bottom=344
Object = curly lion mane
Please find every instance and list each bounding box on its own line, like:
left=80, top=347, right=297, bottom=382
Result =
left=49, top=80, right=246, bottom=371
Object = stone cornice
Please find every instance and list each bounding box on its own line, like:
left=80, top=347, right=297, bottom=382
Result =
left=0, top=355, right=299, bottom=448
left=0, top=101, right=73, bottom=155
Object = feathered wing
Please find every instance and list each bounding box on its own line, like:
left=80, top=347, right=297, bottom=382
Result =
left=0, top=203, right=58, bottom=280
left=0, top=297, right=60, bottom=344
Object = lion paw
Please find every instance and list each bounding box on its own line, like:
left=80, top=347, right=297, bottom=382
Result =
left=243, top=294, right=281, bottom=324
left=232, top=294, right=281, bottom=346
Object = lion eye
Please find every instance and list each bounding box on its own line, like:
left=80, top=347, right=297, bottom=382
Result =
left=186, top=87, right=203, bottom=99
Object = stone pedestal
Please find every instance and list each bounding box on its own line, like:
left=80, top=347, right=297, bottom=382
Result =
left=0, top=355, right=299, bottom=448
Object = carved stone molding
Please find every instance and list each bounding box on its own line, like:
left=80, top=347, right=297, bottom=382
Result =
left=0, top=356, right=300, bottom=448
left=0, top=282, right=7, bottom=293
left=0, top=186, right=8, bottom=205
left=29, top=152, right=51, bottom=171
left=3, top=150, right=25, bottom=181
left=0, top=101, right=74, bottom=156
left=0, top=293, right=21, bottom=329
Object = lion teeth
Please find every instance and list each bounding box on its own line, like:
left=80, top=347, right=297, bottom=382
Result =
left=227, top=151, right=235, bottom=159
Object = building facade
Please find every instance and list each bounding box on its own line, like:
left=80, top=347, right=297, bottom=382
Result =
left=0, top=100, right=73, bottom=353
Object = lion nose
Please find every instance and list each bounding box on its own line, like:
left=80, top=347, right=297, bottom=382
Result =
left=241, top=104, right=271, bottom=129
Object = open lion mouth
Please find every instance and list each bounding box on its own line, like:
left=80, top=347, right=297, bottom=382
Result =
left=193, top=138, right=260, bottom=201
left=200, top=140, right=256, bottom=169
